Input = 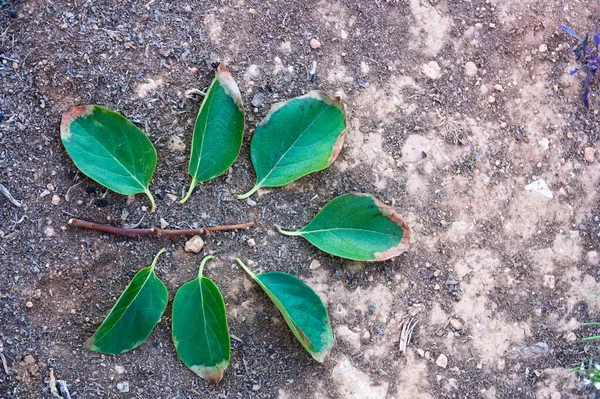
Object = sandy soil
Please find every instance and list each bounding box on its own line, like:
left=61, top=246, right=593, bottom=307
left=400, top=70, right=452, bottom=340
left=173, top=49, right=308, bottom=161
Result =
left=2, top=0, right=600, bottom=398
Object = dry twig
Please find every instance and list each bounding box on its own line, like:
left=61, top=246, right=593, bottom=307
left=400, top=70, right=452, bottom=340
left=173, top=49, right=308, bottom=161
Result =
left=68, top=218, right=254, bottom=237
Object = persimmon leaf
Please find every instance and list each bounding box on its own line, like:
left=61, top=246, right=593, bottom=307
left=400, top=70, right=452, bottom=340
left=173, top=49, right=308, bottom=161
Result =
left=237, top=91, right=346, bottom=199
left=181, top=65, right=245, bottom=203
left=277, top=193, right=411, bottom=261
left=60, top=105, right=157, bottom=211
left=236, top=259, right=334, bottom=362
left=172, top=256, right=230, bottom=383
left=86, top=248, right=168, bottom=354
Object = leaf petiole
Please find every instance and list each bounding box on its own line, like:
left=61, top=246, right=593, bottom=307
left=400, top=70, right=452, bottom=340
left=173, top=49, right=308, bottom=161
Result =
left=198, top=255, right=214, bottom=278
left=180, top=180, right=197, bottom=204
left=273, top=225, right=302, bottom=236
left=145, top=188, right=157, bottom=212
left=235, top=258, right=253, bottom=276
left=150, top=248, right=167, bottom=271
left=236, top=184, right=260, bottom=200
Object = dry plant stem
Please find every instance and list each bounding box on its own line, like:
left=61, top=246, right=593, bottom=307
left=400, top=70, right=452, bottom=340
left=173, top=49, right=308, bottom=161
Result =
left=68, top=218, right=255, bottom=238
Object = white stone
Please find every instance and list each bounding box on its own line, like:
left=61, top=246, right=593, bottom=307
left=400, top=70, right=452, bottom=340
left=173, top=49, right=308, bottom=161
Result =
left=525, top=179, right=553, bottom=199
left=436, top=354, right=448, bottom=368
left=422, top=61, right=442, bottom=80
left=310, top=38, right=321, bottom=49
left=184, top=235, right=205, bottom=253
left=309, top=260, right=321, bottom=270
left=450, top=318, right=463, bottom=330
left=584, top=147, right=596, bottom=163
left=51, top=195, right=60, bottom=205
left=116, top=382, right=129, bottom=393
left=464, top=61, right=478, bottom=77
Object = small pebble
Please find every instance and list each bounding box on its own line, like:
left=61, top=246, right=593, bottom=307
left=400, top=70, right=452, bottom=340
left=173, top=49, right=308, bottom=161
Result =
left=587, top=251, right=599, bottom=265
left=450, top=318, right=463, bottom=330
left=487, top=95, right=496, bottom=104
left=252, top=384, right=261, bottom=391
left=494, top=84, right=504, bottom=92
left=310, top=38, right=321, bottom=49
left=584, top=147, right=595, bottom=163
left=539, top=44, right=548, bottom=53
left=40, top=189, right=51, bottom=198
left=25, top=301, right=34, bottom=308
left=184, top=235, right=205, bottom=253
left=464, top=61, right=478, bottom=77
left=309, top=260, right=321, bottom=270
left=166, top=193, right=178, bottom=202
left=116, top=381, right=129, bottom=393
left=51, top=195, right=61, bottom=205
left=421, top=61, right=442, bottom=80
left=251, top=92, right=265, bottom=107
left=160, top=218, right=169, bottom=229
left=247, top=238, right=256, bottom=247
left=114, top=365, right=125, bottom=374
left=436, top=354, right=448, bottom=368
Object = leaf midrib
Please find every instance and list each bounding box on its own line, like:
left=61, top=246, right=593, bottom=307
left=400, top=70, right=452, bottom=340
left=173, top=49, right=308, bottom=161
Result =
left=92, top=268, right=154, bottom=345
left=198, top=278, right=215, bottom=365
left=72, top=117, right=148, bottom=191
left=300, top=227, right=402, bottom=239
left=190, top=82, right=219, bottom=182
left=255, top=102, right=330, bottom=187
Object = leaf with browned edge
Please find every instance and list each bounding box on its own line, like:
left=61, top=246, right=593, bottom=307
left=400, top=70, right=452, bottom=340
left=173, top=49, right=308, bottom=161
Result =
left=236, top=259, right=334, bottom=362
left=277, top=193, right=410, bottom=261
left=172, top=256, right=230, bottom=383
left=181, top=65, right=244, bottom=203
left=237, top=91, right=346, bottom=199
left=61, top=105, right=157, bottom=211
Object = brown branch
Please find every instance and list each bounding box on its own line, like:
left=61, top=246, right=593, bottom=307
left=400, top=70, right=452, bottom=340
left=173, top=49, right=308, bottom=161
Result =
left=68, top=218, right=255, bottom=238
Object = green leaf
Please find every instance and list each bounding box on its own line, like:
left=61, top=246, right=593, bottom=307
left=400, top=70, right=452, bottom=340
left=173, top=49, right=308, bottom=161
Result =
left=237, top=91, right=346, bottom=199
left=236, top=259, right=334, bottom=362
left=181, top=65, right=245, bottom=203
left=86, top=248, right=168, bottom=354
left=172, top=256, right=230, bottom=383
left=61, top=105, right=157, bottom=211
left=277, top=193, right=411, bottom=261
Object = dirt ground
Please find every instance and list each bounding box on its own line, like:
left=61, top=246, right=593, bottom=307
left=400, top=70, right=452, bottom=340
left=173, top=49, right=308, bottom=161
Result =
left=2, top=0, right=600, bottom=398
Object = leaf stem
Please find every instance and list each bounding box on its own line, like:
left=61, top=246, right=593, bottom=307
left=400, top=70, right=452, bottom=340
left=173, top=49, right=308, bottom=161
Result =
left=236, top=184, right=260, bottom=200
left=235, top=258, right=255, bottom=277
left=180, top=180, right=196, bottom=204
left=145, top=189, right=157, bottom=213
left=198, top=255, right=214, bottom=278
left=150, top=248, right=167, bottom=271
left=68, top=218, right=255, bottom=237
left=274, top=225, right=301, bottom=236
